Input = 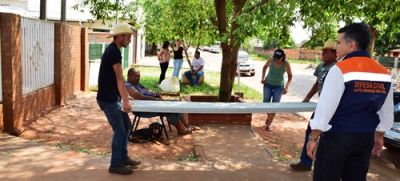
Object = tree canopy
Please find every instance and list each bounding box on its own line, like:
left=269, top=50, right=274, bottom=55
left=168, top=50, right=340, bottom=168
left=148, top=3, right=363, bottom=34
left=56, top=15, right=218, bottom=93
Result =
left=76, top=0, right=400, bottom=101
left=298, top=0, right=400, bottom=53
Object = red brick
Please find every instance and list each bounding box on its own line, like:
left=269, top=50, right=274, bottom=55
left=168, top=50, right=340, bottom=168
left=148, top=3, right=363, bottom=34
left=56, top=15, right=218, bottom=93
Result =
left=54, top=23, right=82, bottom=105
left=0, top=104, right=3, bottom=131
left=81, top=27, right=89, bottom=91
left=23, top=86, right=56, bottom=124
left=0, top=13, right=24, bottom=135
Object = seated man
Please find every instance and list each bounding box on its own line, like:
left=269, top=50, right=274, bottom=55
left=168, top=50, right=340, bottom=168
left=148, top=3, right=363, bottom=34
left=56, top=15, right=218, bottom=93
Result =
left=125, top=68, right=192, bottom=135
left=184, top=51, right=204, bottom=85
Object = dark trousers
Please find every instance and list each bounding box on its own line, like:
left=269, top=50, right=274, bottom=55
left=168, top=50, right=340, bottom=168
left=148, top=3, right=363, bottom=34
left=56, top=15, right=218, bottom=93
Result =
left=159, top=62, right=169, bottom=84
left=299, top=113, right=314, bottom=167
left=313, top=132, right=374, bottom=181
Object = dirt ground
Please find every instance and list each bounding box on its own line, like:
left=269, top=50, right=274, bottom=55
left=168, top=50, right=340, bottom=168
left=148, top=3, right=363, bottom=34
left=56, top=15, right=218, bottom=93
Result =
left=252, top=113, right=309, bottom=161
left=22, top=92, right=307, bottom=162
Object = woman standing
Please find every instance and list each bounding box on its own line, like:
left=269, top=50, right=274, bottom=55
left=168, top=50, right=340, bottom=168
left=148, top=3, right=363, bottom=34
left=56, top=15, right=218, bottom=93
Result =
left=158, top=41, right=171, bottom=84
left=172, top=39, right=185, bottom=77
left=261, top=49, right=292, bottom=131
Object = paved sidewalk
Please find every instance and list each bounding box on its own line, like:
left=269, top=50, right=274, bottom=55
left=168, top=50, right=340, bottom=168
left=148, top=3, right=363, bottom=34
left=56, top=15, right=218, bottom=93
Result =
left=0, top=125, right=311, bottom=181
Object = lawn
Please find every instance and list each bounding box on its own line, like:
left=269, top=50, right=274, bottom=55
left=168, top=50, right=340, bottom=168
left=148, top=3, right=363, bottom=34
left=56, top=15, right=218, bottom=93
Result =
left=132, top=65, right=263, bottom=101
left=250, top=53, right=320, bottom=65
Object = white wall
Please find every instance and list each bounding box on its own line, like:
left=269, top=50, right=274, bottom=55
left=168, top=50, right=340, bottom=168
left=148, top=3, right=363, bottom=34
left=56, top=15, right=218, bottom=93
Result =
left=0, top=0, right=28, bottom=9
left=136, top=30, right=145, bottom=62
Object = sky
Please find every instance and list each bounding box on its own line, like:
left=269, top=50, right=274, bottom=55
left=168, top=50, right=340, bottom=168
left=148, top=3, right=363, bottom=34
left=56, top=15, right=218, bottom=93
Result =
left=27, top=0, right=92, bottom=21
left=290, top=20, right=311, bottom=46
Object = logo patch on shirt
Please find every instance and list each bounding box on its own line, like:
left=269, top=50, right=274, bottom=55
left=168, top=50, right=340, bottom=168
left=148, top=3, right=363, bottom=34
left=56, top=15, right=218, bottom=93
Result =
left=353, top=81, right=387, bottom=94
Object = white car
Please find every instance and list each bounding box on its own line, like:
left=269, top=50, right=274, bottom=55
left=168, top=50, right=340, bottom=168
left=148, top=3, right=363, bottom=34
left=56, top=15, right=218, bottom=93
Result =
left=237, top=50, right=255, bottom=76
left=209, top=44, right=221, bottom=53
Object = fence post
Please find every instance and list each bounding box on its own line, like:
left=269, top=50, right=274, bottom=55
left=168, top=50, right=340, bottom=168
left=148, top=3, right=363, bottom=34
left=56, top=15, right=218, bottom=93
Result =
left=0, top=13, right=24, bottom=135
left=0, top=15, right=2, bottom=131
left=81, top=27, right=88, bottom=91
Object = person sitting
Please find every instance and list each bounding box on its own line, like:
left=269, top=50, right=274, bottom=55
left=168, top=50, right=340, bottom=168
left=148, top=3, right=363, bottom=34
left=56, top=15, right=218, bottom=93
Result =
left=184, top=51, right=204, bottom=85
left=125, top=68, right=192, bottom=135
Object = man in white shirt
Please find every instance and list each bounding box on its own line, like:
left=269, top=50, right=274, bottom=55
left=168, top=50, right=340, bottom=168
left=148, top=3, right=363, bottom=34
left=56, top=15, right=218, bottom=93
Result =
left=184, top=51, right=204, bottom=85
left=306, top=23, right=393, bottom=180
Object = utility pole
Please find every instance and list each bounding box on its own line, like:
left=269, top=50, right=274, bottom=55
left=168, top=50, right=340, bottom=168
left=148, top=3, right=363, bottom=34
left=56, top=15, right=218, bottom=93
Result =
left=61, top=0, right=66, bottom=22
left=39, top=0, right=47, bottom=20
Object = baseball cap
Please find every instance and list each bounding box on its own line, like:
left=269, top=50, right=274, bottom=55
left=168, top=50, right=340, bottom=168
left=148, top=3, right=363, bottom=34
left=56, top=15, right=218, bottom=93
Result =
left=273, top=49, right=285, bottom=59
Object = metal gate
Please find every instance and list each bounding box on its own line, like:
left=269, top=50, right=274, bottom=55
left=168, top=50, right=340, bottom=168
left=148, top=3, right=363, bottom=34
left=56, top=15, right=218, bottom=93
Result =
left=21, top=17, right=54, bottom=95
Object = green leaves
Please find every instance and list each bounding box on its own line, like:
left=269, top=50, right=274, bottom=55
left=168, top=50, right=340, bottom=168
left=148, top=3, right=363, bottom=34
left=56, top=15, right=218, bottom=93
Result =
left=298, top=0, right=400, bottom=53
left=76, top=0, right=138, bottom=24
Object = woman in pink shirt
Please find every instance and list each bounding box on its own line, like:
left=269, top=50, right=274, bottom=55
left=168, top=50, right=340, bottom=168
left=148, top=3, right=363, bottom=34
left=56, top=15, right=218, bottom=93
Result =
left=158, top=41, right=171, bottom=84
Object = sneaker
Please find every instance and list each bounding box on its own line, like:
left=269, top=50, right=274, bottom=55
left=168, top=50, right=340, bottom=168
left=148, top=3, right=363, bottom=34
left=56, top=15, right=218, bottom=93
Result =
left=109, top=165, right=133, bottom=175
left=123, top=158, right=141, bottom=167
left=289, top=162, right=312, bottom=171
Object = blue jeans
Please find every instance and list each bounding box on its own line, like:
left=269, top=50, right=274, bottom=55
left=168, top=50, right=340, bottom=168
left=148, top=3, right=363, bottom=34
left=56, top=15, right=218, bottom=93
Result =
left=263, top=83, right=284, bottom=102
left=184, top=70, right=204, bottom=85
left=172, top=59, right=183, bottom=77
left=299, top=113, right=314, bottom=167
left=97, top=100, right=131, bottom=167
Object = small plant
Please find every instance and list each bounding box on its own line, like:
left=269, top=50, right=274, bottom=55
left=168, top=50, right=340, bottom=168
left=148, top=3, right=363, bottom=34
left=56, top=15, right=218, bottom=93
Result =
left=184, top=151, right=198, bottom=162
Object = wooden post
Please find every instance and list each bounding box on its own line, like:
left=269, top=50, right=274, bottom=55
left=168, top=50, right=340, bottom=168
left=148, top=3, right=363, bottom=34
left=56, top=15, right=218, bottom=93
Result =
left=40, top=0, right=47, bottom=20
left=61, top=0, right=66, bottom=22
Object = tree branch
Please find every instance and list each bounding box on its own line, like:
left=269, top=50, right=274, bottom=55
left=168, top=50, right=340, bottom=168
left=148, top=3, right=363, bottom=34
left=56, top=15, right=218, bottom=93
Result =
left=243, top=0, right=269, bottom=14
left=214, top=0, right=227, bottom=34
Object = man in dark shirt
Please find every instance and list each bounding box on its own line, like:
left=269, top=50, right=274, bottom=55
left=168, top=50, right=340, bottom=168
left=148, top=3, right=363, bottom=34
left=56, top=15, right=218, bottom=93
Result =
left=96, top=23, right=140, bottom=175
left=290, top=40, right=337, bottom=171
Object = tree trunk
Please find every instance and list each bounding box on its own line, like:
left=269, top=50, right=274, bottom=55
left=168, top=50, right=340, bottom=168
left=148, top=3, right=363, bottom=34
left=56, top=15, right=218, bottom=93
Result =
left=368, top=26, right=378, bottom=55
left=151, top=42, right=157, bottom=55
left=214, top=0, right=244, bottom=102
left=218, top=45, right=239, bottom=102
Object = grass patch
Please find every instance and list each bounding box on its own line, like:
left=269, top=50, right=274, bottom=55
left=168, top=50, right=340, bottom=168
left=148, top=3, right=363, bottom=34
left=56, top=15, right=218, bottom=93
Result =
left=251, top=53, right=270, bottom=61
left=54, top=142, right=108, bottom=156
left=90, top=65, right=263, bottom=101
left=287, top=58, right=319, bottom=65
left=134, top=66, right=262, bottom=101
left=250, top=52, right=320, bottom=65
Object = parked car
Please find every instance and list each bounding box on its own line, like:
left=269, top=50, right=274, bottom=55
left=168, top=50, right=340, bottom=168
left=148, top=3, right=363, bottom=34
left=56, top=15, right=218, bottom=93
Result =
left=201, top=46, right=210, bottom=51
left=209, top=44, right=221, bottom=53
left=237, top=50, right=255, bottom=76
left=384, top=92, right=400, bottom=151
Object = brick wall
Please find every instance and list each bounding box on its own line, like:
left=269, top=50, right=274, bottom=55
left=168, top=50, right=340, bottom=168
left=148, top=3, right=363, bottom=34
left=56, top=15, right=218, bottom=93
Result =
left=23, top=86, right=56, bottom=124
left=88, top=32, right=112, bottom=44
left=55, top=23, right=83, bottom=105
left=0, top=104, right=3, bottom=131
left=254, top=47, right=321, bottom=60
left=81, top=27, right=89, bottom=91
left=0, top=13, right=24, bottom=134
left=0, top=13, right=88, bottom=134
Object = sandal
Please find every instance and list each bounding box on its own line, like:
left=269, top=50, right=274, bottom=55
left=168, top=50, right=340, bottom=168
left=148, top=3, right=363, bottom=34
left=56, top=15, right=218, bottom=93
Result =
left=178, top=128, right=192, bottom=135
